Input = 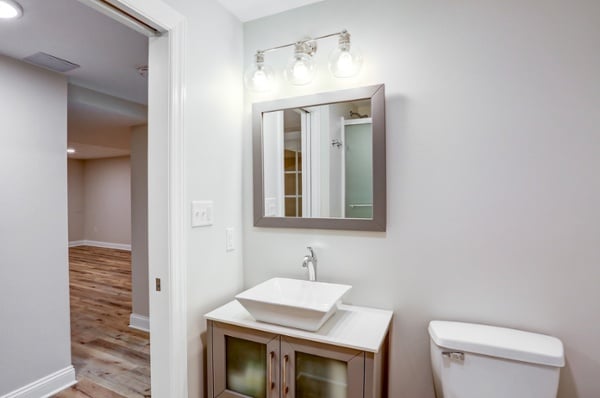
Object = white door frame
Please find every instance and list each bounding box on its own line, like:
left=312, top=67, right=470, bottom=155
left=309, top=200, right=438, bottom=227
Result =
left=300, top=110, right=310, bottom=217
left=276, top=111, right=285, bottom=217
left=78, top=1, right=188, bottom=397
left=340, top=117, right=346, bottom=218
left=298, top=107, right=322, bottom=218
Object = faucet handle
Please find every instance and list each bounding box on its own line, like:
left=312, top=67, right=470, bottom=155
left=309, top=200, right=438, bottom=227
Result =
left=306, top=246, right=316, bottom=259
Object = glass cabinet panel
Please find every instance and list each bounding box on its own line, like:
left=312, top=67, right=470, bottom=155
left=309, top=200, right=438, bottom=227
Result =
left=281, top=336, right=364, bottom=398
left=226, top=336, right=267, bottom=398
left=295, top=352, right=348, bottom=398
left=209, top=323, right=369, bottom=398
left=211, top=322, right=279, bottom=398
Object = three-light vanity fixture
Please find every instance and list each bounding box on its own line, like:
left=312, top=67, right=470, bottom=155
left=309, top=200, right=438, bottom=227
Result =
left=244, top=30, right=362, bottom=92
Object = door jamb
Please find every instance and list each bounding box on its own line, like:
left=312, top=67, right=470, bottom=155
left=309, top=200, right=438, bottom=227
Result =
left=77, top=1, right=188, bottom=397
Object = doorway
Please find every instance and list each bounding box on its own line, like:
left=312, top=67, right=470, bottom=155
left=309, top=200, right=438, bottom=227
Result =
left=75, top=1, right=187, bottom=396
left=0, top=0, right=185, bottom=394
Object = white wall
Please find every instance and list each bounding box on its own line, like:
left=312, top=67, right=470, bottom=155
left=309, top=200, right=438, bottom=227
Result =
left=158, top=1, right=244, bottom=397
left=68, top=159, right=85, bottom=241
left=262, top=111, right=284, bottom=216
left=242, top=1, right=600, bottom=397
left=0, top=56, right=72, bottom=394
left=131, top=125, right=149, bottom=317
left=82, top=156, right=131, bottom=245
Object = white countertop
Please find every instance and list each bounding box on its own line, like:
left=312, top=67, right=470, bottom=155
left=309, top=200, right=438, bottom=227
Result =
left=205, top=300, right=393, bottom=353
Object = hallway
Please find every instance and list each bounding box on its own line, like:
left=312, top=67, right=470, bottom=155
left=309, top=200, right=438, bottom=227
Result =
left=55, top=246, right=150, bottom=398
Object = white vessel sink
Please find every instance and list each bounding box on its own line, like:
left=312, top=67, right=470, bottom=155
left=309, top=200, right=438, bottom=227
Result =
left=235, top=277, right=352, bottom=331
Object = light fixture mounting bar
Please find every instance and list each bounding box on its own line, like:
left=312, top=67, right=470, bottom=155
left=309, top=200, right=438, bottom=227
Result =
left=257, top=30, right=349, bottom=55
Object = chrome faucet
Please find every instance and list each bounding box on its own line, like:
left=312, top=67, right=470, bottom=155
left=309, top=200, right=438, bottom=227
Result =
left=302, top=246, right=317, bottom=281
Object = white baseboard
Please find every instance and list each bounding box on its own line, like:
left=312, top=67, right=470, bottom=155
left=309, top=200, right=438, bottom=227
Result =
left=1, top=365, right=76, bottom=398
left=129, top=313, right=150, bottom=332
left=69, top=240, right=131, bottom=251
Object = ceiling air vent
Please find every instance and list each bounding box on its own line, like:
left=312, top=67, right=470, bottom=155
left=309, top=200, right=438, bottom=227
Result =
left=23, top=52, right=80, bottom=73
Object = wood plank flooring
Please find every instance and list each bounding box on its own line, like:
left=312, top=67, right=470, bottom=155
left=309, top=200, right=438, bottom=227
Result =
left=54, top=246, right=151, bottom=398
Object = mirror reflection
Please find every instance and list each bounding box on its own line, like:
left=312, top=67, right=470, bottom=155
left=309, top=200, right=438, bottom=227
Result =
left=262, top=100, right=373, bottom=219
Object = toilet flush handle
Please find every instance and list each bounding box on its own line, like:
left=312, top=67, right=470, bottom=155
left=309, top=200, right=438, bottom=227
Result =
left=442, top=351, right=465, bottom=361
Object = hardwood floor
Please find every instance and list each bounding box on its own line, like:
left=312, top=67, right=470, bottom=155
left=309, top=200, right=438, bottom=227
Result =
left=54, top=246, right=151, bottom=398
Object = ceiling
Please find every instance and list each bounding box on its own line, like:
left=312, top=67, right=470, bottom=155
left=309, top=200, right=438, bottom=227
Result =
left=0, top=0, right=324, bottom=158
left=68, top=85, right=147, bottom=159
left=0, top=0, right=148, bottom=159
left=0, top=0, right=326, bottom=104
left=0, top=0, right=148, bottom=105
left=217, top=0, right=324, bottom=22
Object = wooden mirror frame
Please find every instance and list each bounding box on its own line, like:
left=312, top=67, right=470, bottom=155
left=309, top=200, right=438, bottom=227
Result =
left=253, top=84, right=386, bottom=231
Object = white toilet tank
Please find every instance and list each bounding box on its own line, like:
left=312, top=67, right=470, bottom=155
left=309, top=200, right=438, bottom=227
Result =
left=429, top=321, right=564, bottom=398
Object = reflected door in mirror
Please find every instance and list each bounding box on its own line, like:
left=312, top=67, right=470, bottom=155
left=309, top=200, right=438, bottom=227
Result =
left=343, top=120, right=373, bottom=218
left=262, top=100, right=372, bottom=220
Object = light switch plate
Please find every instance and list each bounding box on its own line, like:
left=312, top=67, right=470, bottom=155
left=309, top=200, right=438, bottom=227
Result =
left=225, top=227, right=234, bottom=251
left=265, top=197, right=278, bottom=216
left=191, top=200, right=213, bottom=227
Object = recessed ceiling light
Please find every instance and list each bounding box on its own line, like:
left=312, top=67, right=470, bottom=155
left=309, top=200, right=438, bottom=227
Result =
left=67, top=148, right=76, bottom=154
left=0, top=0, right=23, bottom=19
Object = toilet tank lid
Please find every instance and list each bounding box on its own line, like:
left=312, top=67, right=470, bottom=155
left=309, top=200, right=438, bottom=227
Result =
left=428, top=321, right=565, bottom=367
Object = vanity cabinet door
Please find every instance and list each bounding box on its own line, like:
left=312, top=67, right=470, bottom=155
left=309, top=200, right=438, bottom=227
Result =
left=280, top=336, right=365, bottom=398
left=211, top=322, right=280, bottom=398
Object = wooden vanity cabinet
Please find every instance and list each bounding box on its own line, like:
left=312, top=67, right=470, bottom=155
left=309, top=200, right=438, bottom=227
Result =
left=207, top=320, right=388, bottom=398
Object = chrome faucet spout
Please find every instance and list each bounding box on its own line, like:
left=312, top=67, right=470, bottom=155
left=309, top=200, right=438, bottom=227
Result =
left=302, top=246, right=317, bottom=281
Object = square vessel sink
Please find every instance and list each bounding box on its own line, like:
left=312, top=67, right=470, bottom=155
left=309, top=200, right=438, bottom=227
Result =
left=235, top=277, right=352, bottom=331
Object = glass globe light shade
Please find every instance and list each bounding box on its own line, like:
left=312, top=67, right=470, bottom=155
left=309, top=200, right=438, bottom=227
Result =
left=329, top=32, right=363, bottom=78
left=244, top=54, right=275, bottom=92
left=284, top=45, right=316, bottom=86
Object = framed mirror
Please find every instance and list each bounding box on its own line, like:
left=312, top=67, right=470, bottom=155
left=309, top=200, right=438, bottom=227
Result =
left=253, top=84, right=386, bottom=231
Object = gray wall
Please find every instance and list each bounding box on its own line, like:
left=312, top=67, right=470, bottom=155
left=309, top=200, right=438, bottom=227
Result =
left=68, top=154, right=146, bottom=317
left=68, top=159, right=85, bottom=242
left=67, top=156, right=132, bottom=245
left=0, top=56, right=72, bottom=394
left=82, top=156, right=131, bottom=245
left=131, top=125, right=149, bottom=317
left=242, top=1, right=600, bottom=397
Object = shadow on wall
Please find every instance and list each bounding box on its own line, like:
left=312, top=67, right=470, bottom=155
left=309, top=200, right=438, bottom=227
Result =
left=558, top=358, right=578, bottom=397
left=557, top=345, right=598, bottom=398
left=384, top=94, right=409, bottom=227
left=387, top=316, right=437, bottom=398
left=201, top=331, right=208, bottom=398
